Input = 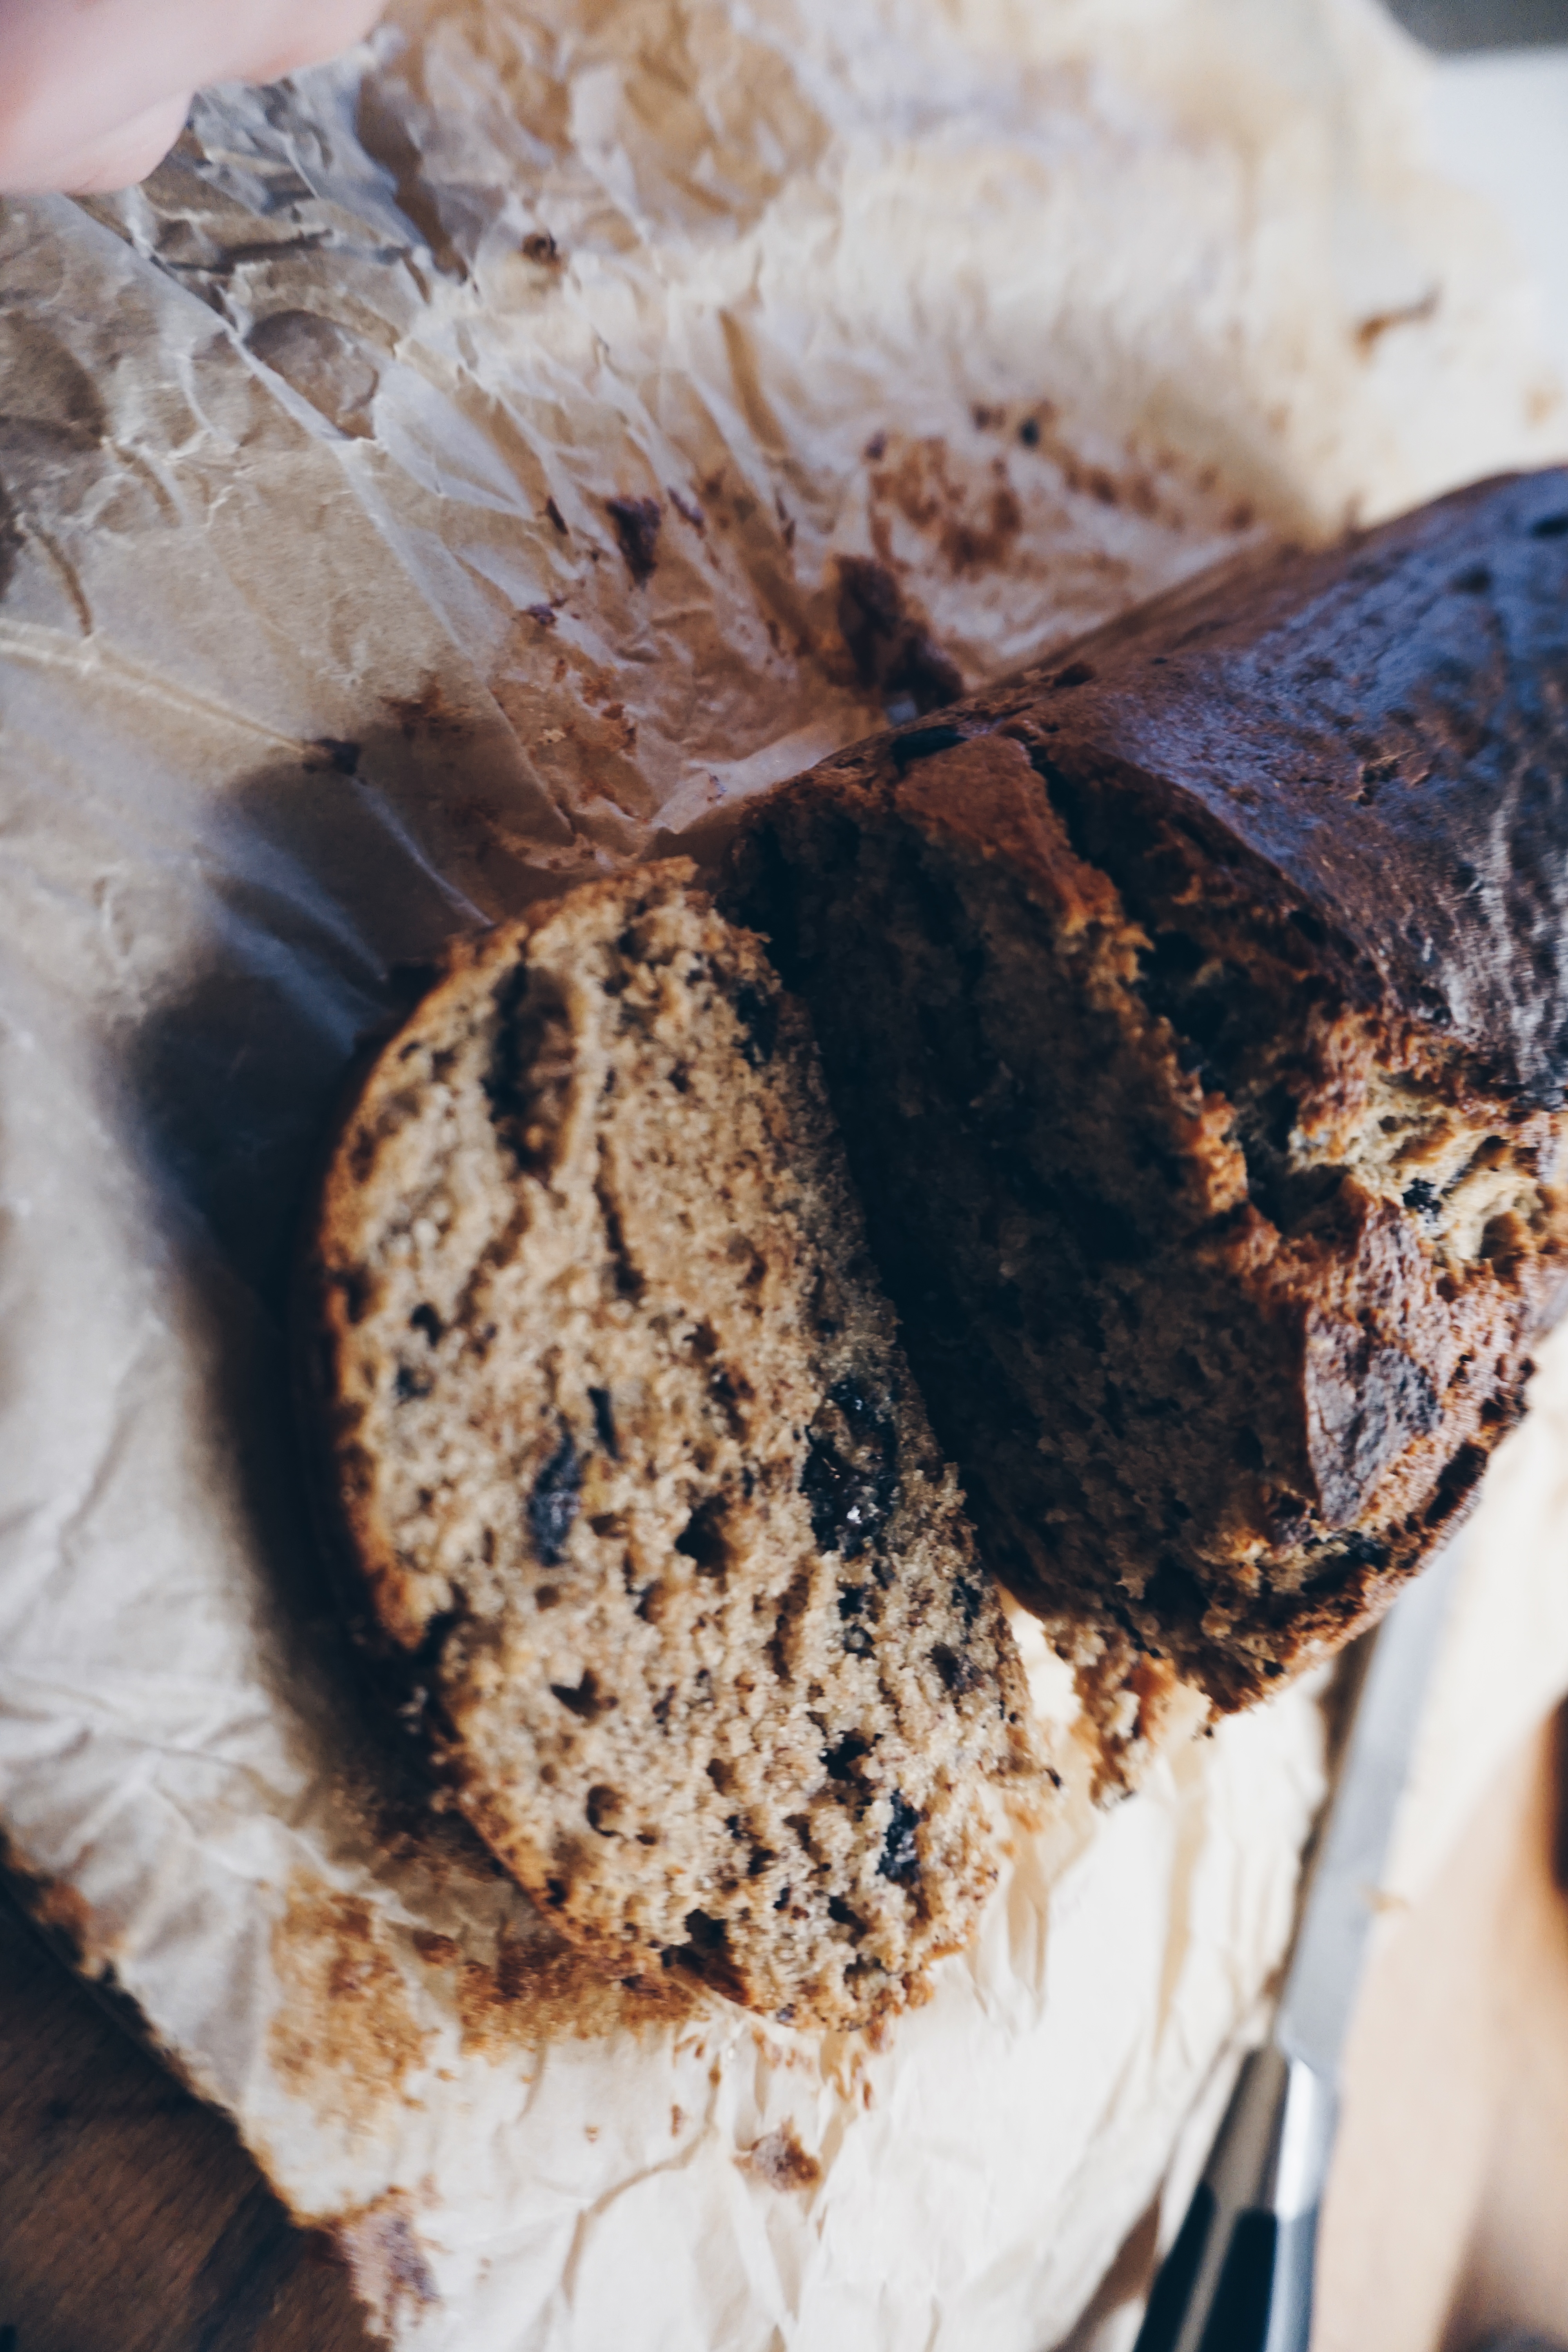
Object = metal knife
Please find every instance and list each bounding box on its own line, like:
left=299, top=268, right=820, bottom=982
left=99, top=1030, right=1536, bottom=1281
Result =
left=1132, top=1532, right=1467, bottom=2352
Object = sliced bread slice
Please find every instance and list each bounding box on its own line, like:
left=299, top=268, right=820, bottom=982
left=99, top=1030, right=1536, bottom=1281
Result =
left=304, top=862, right=1044, bottom=2029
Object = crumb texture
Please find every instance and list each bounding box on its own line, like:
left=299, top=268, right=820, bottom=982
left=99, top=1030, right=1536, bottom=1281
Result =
left=730, top=475, right=1568, bottom=1740
left=309, top=864, right=1040, bottom=2029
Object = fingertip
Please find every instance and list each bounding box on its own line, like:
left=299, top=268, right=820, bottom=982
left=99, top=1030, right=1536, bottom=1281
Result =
left=57, top=90, right=195, bottom=196
left=0, top=1, right=387, bottom=195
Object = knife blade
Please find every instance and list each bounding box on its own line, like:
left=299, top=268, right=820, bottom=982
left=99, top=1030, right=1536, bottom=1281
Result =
left=1274, top=1530, right=1465, bottom=2080
left=1132, top=1530, right=1467, bottom=2352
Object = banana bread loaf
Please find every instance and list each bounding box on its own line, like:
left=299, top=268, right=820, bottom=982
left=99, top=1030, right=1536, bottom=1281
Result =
left=728, top=469, right=1568, bottom=1727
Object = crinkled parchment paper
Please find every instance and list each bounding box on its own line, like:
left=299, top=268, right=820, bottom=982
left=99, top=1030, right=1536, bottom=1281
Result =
left=2, top=2, right=1567, bottom=2346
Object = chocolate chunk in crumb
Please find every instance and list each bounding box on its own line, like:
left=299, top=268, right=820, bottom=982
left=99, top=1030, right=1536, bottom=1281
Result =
left=823, top=1731, right=870, bottom=1780
left=590, top=1385, right=619, bottom=1457
left=485, top=967, right=575, bottom=1173
left=931, top=1643, right=982, bottom=1696
left=878, top=1793, right=921, bottom=1885
left=529, top=1428, right=581, bottom=1565
left=799, top=1377, right=898, bottom=1559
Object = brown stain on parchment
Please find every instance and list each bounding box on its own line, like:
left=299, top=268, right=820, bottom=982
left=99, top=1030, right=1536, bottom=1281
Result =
left=487, top=617, right=660, bottom=833
left=879, top=408, right=1269, bottom=549
left=740, top=2119, right=821, bottom=2191
left=833, top=554, right=963, bottom=714
left=1354, top=287, right=1439, bottom=353
left=270, top=1876, right=430, bottom=2134
left=868, top=434, right=1025, bottom=577
left=1006, top=403, right=1262, bottom=537
left=333, top=2187, right=440, bottom=2336
left=409, top=1916, right=699, bottom=2055
left=606, top=493, right=662, bottom=584
left=384, top=675, right=470, bottom=741
left=492, top=618, right=643, bottom=755
left=328, top=1781, right=701, bottom=2057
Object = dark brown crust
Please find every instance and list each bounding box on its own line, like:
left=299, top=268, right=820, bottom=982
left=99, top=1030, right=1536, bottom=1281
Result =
left=896, top=468, right=1568, bottom=1101
left=724, top=470, right=1568, bottom=1706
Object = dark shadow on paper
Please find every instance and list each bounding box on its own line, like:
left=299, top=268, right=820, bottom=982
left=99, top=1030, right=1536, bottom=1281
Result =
left=110, top=722, right=684, bottom=2058
left=128, top=731, right=481, bottom=1321
left=118, top=723, right=506, bottom=1770
left=0, top=685, right=707, bottom=2285
left=116, top=725, right=543, bottom=1817
left=125, top=708, right=577, bottom=1319
left=1055, top=2194, right=1161, bottom=2349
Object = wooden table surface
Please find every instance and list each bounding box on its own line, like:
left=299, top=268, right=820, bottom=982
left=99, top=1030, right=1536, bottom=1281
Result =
left=5, top=1710, right=1568, bottom=2352
left=0, top=1888, right=372, bottom=2352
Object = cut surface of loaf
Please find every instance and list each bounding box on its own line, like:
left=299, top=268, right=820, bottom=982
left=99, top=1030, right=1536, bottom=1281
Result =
left=307, top=863, right=1043, bottom=2029
left=729, top=471, right=1568, bottom=1737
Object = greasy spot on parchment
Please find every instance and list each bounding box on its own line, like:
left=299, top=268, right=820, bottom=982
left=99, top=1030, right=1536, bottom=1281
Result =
left=412, top=1914, right=699, bottom=2056
left=385, top=675, right=470, bottom=740
left=245, top=311, right=380, bottom=439
left=270, top=1875, right=430, bottom=2134
left=742, top=2120, right=822, bottom=2192
left=334, top=2188, right=440, bottom=2335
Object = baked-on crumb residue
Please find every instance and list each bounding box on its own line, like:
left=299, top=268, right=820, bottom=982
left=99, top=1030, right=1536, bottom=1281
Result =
left=413, top=1913, right=700, bottom=2053
left=742, top=2119, right=822, bottom=2192
left=269, top=1877, right=430, bottom=2136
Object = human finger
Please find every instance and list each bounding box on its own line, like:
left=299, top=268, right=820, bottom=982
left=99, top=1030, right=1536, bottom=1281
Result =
left=0, top=0, right=382, bottom=196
